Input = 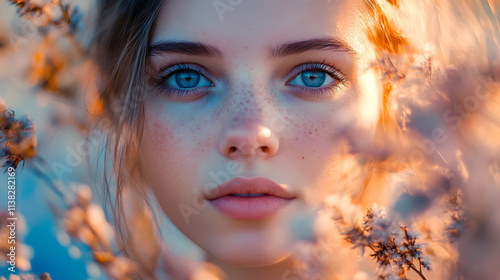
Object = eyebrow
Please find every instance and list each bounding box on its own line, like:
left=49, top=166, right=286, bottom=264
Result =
left=269, top=37, right=355, bottom=58
left=148, top=37, right=355, bottom=59
left=149, top=40, right=223, bottom=58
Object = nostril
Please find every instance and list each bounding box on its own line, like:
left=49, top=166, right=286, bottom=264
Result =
left=229, top=146, right=237, bottom=153
left=260, top=146, right=269, bottom=153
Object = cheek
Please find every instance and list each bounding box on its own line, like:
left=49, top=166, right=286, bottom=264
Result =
left=144, top=114, right=202, bottom=169
left=140, top=101, right=215, bottom=219
left=284, top=87, right=377, bottom=203
left=283, top=89, right=356, bottom=161
left=288, top=114, right=349, bottom=202
left=142, top=98, right=218, bottom=166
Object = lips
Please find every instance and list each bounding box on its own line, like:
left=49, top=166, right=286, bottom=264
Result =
left=206, top=177, right=295, bottom=220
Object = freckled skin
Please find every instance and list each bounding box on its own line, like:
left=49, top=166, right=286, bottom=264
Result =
left=140, top=0, right=379, bottom=276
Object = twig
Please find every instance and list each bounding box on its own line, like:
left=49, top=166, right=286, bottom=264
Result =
left=28, top=157, right=66, bottom=201
left=409, top=263, right=428, bottom=280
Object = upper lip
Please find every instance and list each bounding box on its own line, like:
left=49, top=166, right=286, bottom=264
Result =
left=205, top=177, right=296, bottom=200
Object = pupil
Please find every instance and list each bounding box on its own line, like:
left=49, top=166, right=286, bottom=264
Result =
left=301, top=70, right=326, bottom=87
left=176, top=70, right=200, bottom=88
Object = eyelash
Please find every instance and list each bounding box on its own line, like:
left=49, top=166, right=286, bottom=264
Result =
left=153, top=61, right=347, bottom=98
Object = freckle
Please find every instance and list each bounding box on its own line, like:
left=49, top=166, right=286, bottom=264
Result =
left=309, top=131, right=312, bottom=134
left=315, top=129, right=318, bottom=132
left=302, top=156, right=305, bottom=159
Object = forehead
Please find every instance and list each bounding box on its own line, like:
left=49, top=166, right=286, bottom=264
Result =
left=152, top=0, right=364, bottom=51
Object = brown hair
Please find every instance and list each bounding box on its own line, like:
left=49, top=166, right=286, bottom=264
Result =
left=91, top=0, right=165, bottom=278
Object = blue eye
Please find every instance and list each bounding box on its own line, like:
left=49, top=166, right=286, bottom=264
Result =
left=298, top=70, right=331, bottom=87
left=286, top=64, right=342, bottom=89
left=284, top=63, right=346, bottom=98
left=174, top=70, right=200, bottom=88
left=164, top=68, right=213, bottom=89
left=155, top=64, right=215, bottom=100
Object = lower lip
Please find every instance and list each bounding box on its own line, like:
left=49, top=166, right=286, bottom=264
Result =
left=208, top=196, right=293, bottom=220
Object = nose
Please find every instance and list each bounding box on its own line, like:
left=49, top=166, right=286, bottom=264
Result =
left=219, top=122, right=279, bottom=160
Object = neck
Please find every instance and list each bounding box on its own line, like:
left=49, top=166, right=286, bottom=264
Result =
left=206, top=255, right=298, bottom=280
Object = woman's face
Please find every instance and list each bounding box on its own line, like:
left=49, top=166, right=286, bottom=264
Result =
left=141, top=0, right=380, bottom=266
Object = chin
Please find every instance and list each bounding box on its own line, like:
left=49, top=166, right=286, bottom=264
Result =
left=200, top=234, right=293, bottom=266
left=209, top=247, right=292, bottom=267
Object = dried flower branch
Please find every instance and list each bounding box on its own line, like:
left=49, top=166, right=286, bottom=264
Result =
left=333, top=203, right=431, bottom=280
left=8, top=0, right=81, bottom=35
left=0, top=99, right=68, bottom=198
left=0, top=99, right=139, bottom=279
left=444, top=190, right=468, bottom=243
left=8, top=0, right=88, bottom=105
left=0, top=98, right=36, bottom=170
left=64, top=184, right=136, bottom=279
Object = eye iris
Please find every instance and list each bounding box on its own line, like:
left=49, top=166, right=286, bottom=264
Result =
left=175, top=70, right=200, bottom=88
left=301, top=70, right=326, bottom=87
